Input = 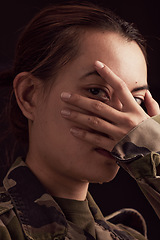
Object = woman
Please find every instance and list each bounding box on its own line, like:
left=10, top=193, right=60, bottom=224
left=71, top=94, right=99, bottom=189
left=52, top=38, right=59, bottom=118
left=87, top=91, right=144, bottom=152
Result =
left=0, top=2, right=160, bottom=240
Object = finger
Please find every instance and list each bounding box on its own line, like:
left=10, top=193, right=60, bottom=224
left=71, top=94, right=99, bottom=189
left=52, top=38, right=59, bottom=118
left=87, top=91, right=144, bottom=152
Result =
left=61, top=92, right=148, bottom=132
left=70, top=127, right=115, bottom=151
left=61, top=92, right=122, bottom=123
left=144, top=90, right=160, bottom=117
left=94, top=60, right=137, bottom=109
left=61, top=108, right=125, bottom=140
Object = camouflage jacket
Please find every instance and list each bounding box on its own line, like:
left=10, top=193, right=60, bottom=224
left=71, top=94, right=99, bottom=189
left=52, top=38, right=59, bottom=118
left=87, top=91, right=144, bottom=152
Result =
left=0, top=115, right=160, bottom=240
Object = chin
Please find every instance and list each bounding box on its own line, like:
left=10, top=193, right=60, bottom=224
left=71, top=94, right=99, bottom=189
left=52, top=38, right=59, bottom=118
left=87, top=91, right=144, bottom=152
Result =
left=84, top=165, right=120, bottom=184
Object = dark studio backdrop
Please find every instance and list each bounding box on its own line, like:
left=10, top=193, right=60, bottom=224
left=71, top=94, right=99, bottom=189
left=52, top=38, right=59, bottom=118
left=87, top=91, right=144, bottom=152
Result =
left=0, top=0, right=160, bottom=239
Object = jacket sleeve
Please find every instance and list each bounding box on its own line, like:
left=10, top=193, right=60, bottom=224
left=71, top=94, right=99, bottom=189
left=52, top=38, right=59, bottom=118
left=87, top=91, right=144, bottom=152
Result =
left=111, top=115, right=160, bottom=219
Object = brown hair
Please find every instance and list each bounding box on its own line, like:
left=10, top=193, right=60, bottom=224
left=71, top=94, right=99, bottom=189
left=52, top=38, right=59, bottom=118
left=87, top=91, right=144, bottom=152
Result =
left=0, top=2, right=146, bottom=151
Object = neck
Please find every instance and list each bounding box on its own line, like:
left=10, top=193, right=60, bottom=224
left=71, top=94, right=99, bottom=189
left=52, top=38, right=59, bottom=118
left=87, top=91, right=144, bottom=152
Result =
left=26, top=153, right=89, bottom=201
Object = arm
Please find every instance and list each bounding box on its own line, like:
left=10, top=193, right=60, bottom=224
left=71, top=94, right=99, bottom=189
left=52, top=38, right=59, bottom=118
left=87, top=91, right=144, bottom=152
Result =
left=112, top=115, right=160, bottom=218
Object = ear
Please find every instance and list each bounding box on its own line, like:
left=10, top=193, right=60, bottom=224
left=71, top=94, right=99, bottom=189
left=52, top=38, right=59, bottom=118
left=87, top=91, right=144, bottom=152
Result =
left=13, top=72, right=41, bottom=121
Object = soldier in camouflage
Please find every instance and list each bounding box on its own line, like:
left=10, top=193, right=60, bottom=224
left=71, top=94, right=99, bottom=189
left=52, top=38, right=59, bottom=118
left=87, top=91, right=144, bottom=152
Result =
left=0, top=2, right=160, bottom=240
left=1, top=113, right=160, bottom=239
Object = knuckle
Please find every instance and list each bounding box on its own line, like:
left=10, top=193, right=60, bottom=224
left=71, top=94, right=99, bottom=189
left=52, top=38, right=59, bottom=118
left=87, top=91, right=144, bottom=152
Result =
left=70, top=111, right=78, bottom=120
left=124, top=115, right=136, bottom=128
left=153, top=100, right=160, bottom=109
left=88, top=116, right=100, bottom=127
left=92, top=100, right=103, bottom=112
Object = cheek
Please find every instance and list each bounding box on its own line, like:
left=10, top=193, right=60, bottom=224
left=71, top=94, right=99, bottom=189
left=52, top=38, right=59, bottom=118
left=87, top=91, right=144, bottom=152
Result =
left=35, top=94, right=71, bottom=141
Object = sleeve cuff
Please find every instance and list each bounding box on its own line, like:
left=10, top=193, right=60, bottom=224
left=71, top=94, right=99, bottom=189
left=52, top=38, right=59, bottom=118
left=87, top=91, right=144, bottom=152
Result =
left=116, top=152, right=160, bottom=180
left=111, top=115, right=160, bottom=161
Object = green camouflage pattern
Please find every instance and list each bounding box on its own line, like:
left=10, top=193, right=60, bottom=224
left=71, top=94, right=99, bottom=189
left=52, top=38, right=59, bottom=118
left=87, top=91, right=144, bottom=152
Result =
left=112, top=115, right=160, bottom=161
left=1, top=115, right=160, bottom=239
left=0, top=158, right=148, bottom=240
left=111, top=115, right=160, bottom=220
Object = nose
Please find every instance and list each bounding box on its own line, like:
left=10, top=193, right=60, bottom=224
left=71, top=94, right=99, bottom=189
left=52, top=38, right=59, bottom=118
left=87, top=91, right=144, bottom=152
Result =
left=108, top=94, right=122, bottom=111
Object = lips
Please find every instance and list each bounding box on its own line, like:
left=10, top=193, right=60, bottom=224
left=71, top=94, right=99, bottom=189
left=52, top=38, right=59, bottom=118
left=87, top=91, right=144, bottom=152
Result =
left=95, top=148, right=113, bottom=157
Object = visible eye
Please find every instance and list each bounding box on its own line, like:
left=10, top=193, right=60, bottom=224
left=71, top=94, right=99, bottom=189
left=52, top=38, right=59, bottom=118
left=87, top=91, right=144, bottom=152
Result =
left=88, top=87, right=110, bottom=101
left=134, top=97, right=143, bottom=105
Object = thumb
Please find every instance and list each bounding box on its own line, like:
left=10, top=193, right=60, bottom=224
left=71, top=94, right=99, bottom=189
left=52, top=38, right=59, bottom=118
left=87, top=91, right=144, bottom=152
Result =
left=144, top=90, right=160, bottom=117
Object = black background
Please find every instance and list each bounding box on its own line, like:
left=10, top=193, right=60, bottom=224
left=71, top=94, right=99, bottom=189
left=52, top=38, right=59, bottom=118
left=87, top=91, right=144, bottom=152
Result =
left=0, top=0, right=160, bottom=239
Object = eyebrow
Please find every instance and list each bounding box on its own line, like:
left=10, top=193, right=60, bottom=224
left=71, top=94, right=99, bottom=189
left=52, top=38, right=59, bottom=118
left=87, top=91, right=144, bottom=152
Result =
left=80, top=70, right=149, bottom=92
left=80, top=70, right=100, bottom=80
left=131, top=85, right=149, bottom=93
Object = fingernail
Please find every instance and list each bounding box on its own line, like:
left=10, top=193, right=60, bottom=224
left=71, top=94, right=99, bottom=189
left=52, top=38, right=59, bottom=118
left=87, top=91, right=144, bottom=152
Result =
left=61, top=109, right=71, bottom=116
left=70, top=128, right=81, bottom=136
left=61, top=92, right=71, bottom=100
left=95, top=60, right=105, bottom=69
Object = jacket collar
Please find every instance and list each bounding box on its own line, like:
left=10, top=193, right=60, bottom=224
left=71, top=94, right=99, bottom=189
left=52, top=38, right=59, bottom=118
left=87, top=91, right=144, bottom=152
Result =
left=3, top=158, right=108, bottom=240
left=4, top=158, right=67, bottom=239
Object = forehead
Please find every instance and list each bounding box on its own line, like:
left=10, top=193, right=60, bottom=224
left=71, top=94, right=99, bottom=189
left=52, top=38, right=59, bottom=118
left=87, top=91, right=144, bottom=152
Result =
left=75, top=30, right=147, bottom=89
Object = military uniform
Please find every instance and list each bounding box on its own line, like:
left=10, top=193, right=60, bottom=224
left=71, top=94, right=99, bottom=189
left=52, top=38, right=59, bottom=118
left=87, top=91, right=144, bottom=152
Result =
left=0, top=115, right=160, bottom=239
